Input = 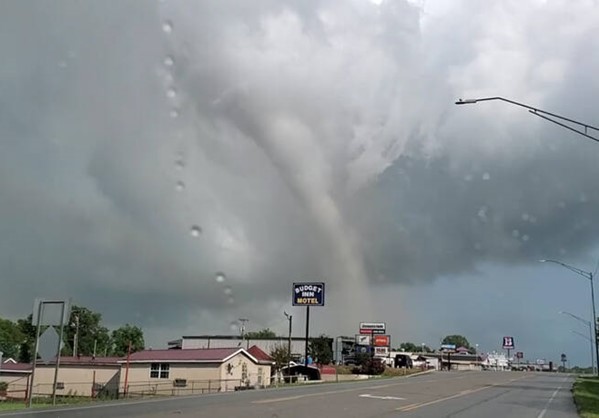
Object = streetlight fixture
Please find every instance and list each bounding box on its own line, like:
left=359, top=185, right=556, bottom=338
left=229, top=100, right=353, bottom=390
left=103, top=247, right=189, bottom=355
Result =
left=541, top=259, right=598, bottom=376
left=559, top=311, right=595, bottom=374
left=455, top=97, right=599, bottom=143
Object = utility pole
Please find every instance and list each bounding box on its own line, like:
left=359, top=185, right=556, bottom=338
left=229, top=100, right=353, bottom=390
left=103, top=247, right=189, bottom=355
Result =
left=72, top=314, right=80, bottom=357
left=239, top=318, right=249, bottom=349
left=284, top=312, right=292, bottom=378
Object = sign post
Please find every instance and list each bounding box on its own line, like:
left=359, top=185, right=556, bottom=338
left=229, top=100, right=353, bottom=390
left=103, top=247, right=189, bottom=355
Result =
left=292, top=283, right=325, bottom=366
left=502, top=336, right=515, bottom=361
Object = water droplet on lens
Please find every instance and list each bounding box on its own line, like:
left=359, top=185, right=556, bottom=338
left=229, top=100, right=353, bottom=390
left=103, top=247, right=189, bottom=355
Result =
left=482, top=172, right=491, bottom=181
left=228, top=297, right=235, bottom=304
left=166, top=88, right=177, bottom=99
left=522, top=235, right=530, bottom=242
left=215, top=272, right=226, bottom=283
left=190, top=225, right=202, bottom=237
left=512, top=229, right=520, bottom=238
left=464, top=174, right=473, bottom=182
left=58, top=60, right=67, bottom=69
left=521, top=213, right=529, bottom=221
left=170, top=109, right=179, bottom=118
left=175, top=159, right=184, bottom=170
left=224, top=286, right=232, bottom=295
left=164, top=56, right=174, bottom=67
left=229, top=321, right=238, bottom=332
left=175, top=181, right=185, bottom=191
left=162, top=21, right=173, bottom=34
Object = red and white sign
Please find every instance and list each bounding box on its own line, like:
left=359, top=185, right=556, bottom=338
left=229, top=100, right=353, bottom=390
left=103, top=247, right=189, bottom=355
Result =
left=373, top=335, right=391, bottom=347
left=359, top=322, right=386, bottom=335
left=374, top=347, right=389, bottom=356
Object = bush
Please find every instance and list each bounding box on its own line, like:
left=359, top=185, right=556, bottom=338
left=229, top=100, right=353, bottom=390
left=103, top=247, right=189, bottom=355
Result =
left=0, top=381, right=8, bottom=391
left=352, top=357, right=385, bottom=375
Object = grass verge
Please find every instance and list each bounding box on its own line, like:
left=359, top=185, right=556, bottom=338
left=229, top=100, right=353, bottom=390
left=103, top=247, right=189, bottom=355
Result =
left=573, top=376, right=599, bottom=418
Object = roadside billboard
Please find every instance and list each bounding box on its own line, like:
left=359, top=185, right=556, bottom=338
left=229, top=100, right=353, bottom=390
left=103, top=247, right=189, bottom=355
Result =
left=374, top=347, right=389, bottom=356
left=359, top=322, right=386, bottom=335
left=502, top=336, right=515, bottom=349
left=373, top=335, right=391, bottom=347
left=355, top=335, right=371, bottom=346
left=292, top=282, right=325, bottom=306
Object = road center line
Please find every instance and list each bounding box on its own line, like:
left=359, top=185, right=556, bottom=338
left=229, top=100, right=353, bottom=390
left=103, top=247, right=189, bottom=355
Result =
left=252, top=377, right=444, bottom=404
left=396, top=374, right=531, bottom=412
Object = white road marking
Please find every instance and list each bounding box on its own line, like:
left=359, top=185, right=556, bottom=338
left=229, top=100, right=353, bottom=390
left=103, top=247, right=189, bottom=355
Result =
left=537, top=377, right=569, bottom=418
left=359, top=394, right=405, bottom=400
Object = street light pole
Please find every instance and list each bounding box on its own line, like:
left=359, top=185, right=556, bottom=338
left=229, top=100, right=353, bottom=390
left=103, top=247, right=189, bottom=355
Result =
left=559, top=311, right=594, bottom=374
left=284, top=312, right=292, bottom=379
left=455, top=96, right=599, bottom=143
left=541, top=259, right=599, bottom=377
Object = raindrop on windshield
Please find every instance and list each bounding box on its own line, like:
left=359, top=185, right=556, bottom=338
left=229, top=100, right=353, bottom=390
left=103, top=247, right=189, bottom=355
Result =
left=175, top=181, right=185, bottom=191
left=512, top=229, right=520, bottom=238
left=522, top=235, right=530, bottom=242
left=166, top=88, right=177, bottom=99
left=162, top=21, right=173, bottom=34
left=215, top=272, right=226, bottom=283
left=175, top=159, right=185, bottom=170
left=164, top=56, right=175, bottom=67
left=229, top=321, right=238, bottom=332
left=170, top=109, right=179, bottom=118
left=190, top=225, right=202, bottom=237
left=521, top=213, right=529, bottom=221
left=482, top=172, right=491, bottom=181
left=227, top=297, right=235, bottom=304
left=224, top=286, right=232, bottom=295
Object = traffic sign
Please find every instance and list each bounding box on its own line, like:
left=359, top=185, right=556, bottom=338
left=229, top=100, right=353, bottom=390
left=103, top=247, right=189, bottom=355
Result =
left=38, top=327, right=62, bottom=362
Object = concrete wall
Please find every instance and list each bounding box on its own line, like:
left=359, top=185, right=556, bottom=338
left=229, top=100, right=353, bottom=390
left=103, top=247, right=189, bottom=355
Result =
left=0, top=372, right=30, bottom=399
left=32, top=365, right=120, bottom=398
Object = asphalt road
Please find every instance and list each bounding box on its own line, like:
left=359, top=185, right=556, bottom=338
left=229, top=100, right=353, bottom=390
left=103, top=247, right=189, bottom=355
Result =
left=2, top=371, right=577, bottom=418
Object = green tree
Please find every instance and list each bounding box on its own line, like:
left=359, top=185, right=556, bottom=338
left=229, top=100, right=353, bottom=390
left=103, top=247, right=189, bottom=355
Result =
left=64, top=306, right=111, bottom=357
left=0, top=318, right=25, bottom=359
left=309, top=334, right=333, bottom=364
left=398, top=342, right=419, bottom=352
left=245, top=328, right=277, bottom=339
left=17, top=315, right=36, bottom=363
left=269, top=344, right=290, bottom=371
left=111, top=324, right=144, bottom=357
left=441, top=335, right=471, bottom=350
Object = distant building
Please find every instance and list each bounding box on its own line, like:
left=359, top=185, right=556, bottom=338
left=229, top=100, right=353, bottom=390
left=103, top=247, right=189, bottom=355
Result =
left=168, top=335, right=332, bottom=362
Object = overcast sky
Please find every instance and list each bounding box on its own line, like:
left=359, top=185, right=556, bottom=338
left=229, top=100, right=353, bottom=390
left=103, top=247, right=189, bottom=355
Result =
left=2, top=0, right=599, bottom=366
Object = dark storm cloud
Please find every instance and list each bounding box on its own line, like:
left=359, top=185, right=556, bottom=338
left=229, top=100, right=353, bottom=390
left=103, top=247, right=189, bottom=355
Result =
left=1, top=0, right=599, bottom=345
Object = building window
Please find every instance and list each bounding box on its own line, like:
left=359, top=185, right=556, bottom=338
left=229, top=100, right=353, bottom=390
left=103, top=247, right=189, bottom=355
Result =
left=55, top=382, right=64, bottom=390
left=173, top=379, right=187, bottom=387
left=150, top=363, right=170, bottom=379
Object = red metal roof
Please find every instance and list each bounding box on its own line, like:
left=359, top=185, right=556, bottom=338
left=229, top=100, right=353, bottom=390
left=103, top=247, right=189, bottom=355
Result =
left=56, top=356, right=122, bottom=366
left=0, top=362, right=32, bottom=373
left=124, top=348, right=244, bottom=363
left=247, top=345, right=274, bottom=363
